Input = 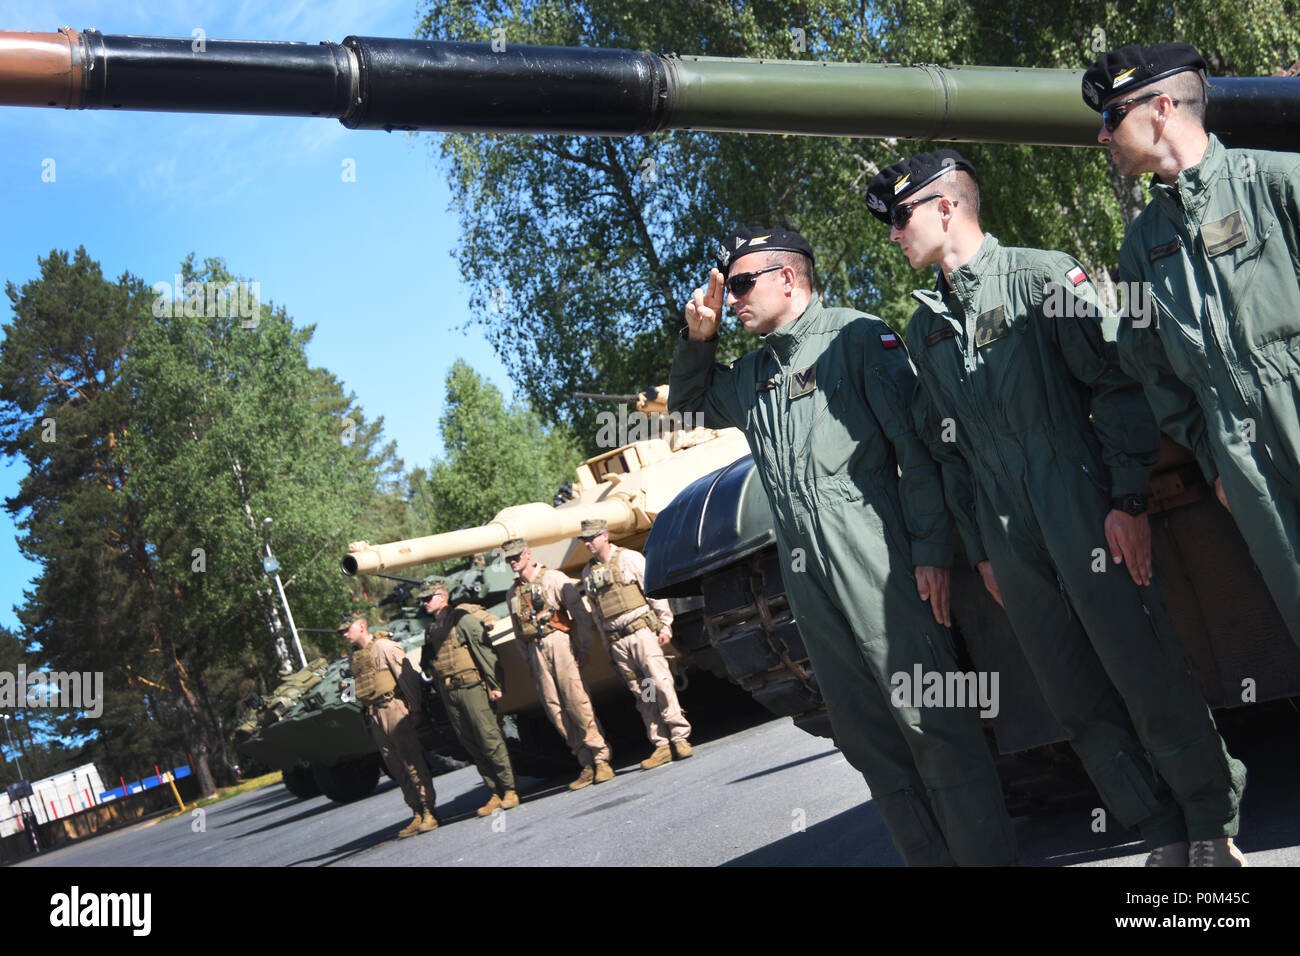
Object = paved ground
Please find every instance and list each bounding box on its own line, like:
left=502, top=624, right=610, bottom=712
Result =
left=17, top=702, right=1299, bottom=867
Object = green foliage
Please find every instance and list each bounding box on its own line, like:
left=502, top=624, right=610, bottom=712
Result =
left=0, top=249, right=405, bottom=789
left=419, top=359, right=583, bottom=532
left=418, top=0, right=1300, bottom=430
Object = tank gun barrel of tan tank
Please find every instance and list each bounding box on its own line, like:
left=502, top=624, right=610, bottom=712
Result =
left=574, top=385, right=670, bottom=415
left=341, top=499, right=644, bottom=577
left=2, top=29, right=1298, bottom=148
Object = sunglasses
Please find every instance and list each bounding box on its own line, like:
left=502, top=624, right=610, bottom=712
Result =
left=890, top=193, right=949, bottom=230
left=1101, top=91, right=1175, bottom=132
left=725, top=264, right=783, bottom=297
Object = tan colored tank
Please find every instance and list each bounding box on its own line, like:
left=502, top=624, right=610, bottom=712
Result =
left=342, top=387, right=753, bottom=725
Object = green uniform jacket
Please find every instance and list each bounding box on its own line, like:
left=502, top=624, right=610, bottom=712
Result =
left=421, top=609, right=505, bottom=695
left=1116, top=133, right=1300, bottom=642
left=669, top=294, right=953, bottom=568
left=670, top=294, right=1018, bottom=866
left=907, top=234, right=1161, bottom=566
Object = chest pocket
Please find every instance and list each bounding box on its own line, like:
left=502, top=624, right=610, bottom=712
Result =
left=1218, top=218, right=1299, bottom=351
left=805, top=376, right=863, bottom=477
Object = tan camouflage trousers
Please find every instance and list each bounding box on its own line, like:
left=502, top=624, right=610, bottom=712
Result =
left=523, top=631, right=610, bottom=767
left=371, top=698, right=435, bottom=813
left=609, top=628, right=691, bottom=748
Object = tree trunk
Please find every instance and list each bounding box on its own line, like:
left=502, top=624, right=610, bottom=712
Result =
left=1107, top=158, right=1148, bottom=228
left=154, top=624, right=218, bottom=799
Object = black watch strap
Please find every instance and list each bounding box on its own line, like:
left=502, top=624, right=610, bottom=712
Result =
left=1110, top=493, right=1148, bottom=516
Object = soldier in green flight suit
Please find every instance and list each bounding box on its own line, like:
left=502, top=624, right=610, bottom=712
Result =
left=670, top=225, right=1017, bottom=866
left=1084, top=42, right=1300, bottom=649
left=418, top=581, right=519, bottom=817
left=868, top=148, right=1246, bottom=867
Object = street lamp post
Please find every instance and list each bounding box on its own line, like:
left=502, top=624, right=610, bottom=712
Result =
left=2, top=714, right=23, bottom=780
left=263, top=518, right=307, bottom=669
left=3, top=714, right=38, bottom=853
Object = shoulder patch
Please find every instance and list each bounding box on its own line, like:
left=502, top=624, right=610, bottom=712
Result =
left=925, top=327, right=956, bottom=346
left=1065, top=265, right=1088, bottom=287
left=879, top=331, right=902, bottom=349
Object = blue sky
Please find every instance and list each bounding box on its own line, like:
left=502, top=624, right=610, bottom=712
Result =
left=0, top=1, right=517, bottom=639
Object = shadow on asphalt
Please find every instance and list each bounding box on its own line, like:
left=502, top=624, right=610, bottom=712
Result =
left=728, top=749, right=840, bottom=784
left=724, top=701, right=1300, bottom=867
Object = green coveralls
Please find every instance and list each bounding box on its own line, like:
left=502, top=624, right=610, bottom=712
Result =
left=421, top=609, right=516, bottom=796
left=1117, top=134, right=1300, bottom=647
left=907, top=235, right=1244, bottom=846
left=671, top=295, right=1017, bottom=866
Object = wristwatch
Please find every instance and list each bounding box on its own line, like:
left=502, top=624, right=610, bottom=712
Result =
left=1110, top=493, right=1148, bottom=516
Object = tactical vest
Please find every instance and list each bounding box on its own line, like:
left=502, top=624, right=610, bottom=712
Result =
left=426, top=613, right=478, bottom=682
left=351, top=641, right=397, bottom=705
left=587, top=554, right=647, bottom=620
left=511, top=568, right=571, bottom=641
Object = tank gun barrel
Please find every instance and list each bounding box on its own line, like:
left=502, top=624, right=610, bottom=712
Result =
left=575, top=385, right=670, bottom=415
left=342, top=499, right=643, bottom=577
left=2, top=29, right=1297, bottom=148
left=574, top=392, right=641, bottom=403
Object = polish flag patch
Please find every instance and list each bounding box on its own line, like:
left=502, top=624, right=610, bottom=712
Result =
left=1066, top=265, right=1088, bottom=286
left=880, top=332, right=901, bottom=349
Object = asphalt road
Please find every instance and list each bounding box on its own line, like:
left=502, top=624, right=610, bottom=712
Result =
left=17, top=702, right=1300, bottom=868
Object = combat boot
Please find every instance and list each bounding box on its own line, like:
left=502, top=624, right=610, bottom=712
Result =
left=500, top=790, right=520, bottom=809
left=640, top=746, right=672, bottom=770
left=476, top=793, right=502, bottom=817
left=1189, top=838, right=1247, bottom=867
left=594, top=760, right=615, bottom=783
left=398, top=812, right=425, bottom=839
left=568, top=765, right=595, bottom=790
left=671, top=739, right=694, bottom=760
left=1144, top=842, right=1188, bottom=867
left=417, top=808, right=439, bottom=832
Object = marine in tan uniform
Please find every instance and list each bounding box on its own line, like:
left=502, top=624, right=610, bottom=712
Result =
left=342, top=611, right=438, bottom=838
left=503, top=538, right=613, bottom=789
left=578, top=519, right=693, bottom=770
left=418, top=581, right=520, bottom=816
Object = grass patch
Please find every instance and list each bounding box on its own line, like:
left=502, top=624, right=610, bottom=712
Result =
left=156, top=770, right=283, bottom=822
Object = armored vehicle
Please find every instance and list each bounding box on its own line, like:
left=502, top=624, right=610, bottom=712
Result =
left=237, top=561, right=515, bottom=802
left=3, top=29, right=1299, bottom=811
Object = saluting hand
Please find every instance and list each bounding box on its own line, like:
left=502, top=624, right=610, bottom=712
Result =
left=685, top=268, right=725, bottom=341
left=914, top=565, right=952, bottom=627
left=1104, top=509, right=1153, bottom=587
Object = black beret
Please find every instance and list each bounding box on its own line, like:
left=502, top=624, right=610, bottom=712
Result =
left=714, top=226, right=814, bottom=277
left=865, top=149, right=977, bottom=226
left=1082, top=43, right=1207, bottom=111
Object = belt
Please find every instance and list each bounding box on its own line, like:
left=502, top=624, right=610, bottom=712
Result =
left=610, top=613, right=658, bottom=640
left=443, top=674, right=483, bottom=691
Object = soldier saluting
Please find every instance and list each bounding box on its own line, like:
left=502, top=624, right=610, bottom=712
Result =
left=670, top=226, right=1016, bottom=866
left=578, top=519, right=693, bottom=770
left=418, top=580, right=520, bottom=817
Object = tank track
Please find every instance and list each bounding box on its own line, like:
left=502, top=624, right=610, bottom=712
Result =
left=699, top=547, right=832, bottom=738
